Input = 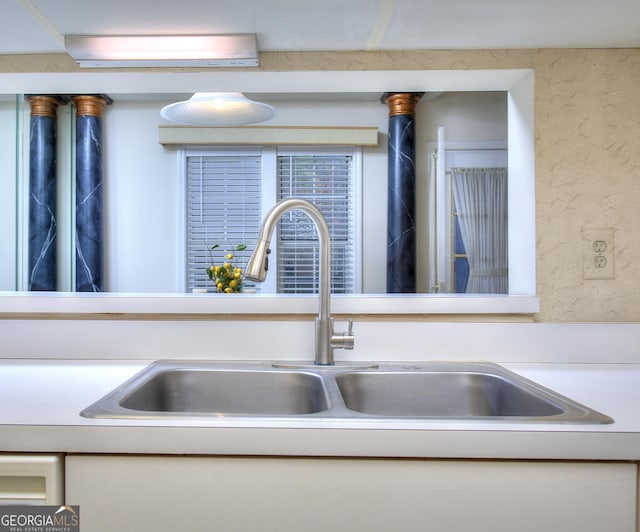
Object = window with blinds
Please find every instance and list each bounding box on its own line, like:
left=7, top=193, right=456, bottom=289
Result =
left=186, top=151, right=262, bottom=292
left=277, top=151, right=355, bottom=294
left=185, top=147, right=357, bottom=294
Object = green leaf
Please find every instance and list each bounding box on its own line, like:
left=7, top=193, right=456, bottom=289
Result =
left=210, top=244, right=220, bottom=250
left=236, top=244, right=247, bottom=251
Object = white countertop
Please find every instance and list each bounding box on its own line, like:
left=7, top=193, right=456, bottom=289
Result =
left=2, top=359, right=639, bottom=460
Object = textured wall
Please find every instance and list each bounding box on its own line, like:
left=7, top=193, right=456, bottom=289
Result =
left=2, top=48, right=639, bottom=321
left=531, top=50, right=640, bottom=322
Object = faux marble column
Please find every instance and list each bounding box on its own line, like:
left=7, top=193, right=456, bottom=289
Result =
left=27, top=96, right=61, bottom=291
left=73, top=95, right=110, bottom=292
left=383, top=92, right=422, bottom=293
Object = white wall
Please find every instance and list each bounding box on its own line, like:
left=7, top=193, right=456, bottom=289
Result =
left=420, top=92, right=508, bottom=141
left=102, top=100, right=180, bottom=292
left=0, top=99, right=18, bottom=291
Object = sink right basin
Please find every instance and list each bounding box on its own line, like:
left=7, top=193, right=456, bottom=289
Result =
left=335, top=364, right=613, bottom=423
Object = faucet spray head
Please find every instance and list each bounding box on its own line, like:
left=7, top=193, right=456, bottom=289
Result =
left=244, top=239, right=270, bottom=282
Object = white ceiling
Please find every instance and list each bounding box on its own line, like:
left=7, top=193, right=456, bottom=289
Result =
left=1, top=0, right=640, bottom=57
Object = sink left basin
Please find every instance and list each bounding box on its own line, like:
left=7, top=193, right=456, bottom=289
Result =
left=81, top=361, right=330, bottom=418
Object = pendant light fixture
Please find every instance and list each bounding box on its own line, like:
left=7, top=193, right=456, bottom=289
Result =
left=160, top=92, right=276, bottom=126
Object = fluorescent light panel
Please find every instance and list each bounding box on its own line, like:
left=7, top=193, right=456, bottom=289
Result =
left=65, top=34, right=259, bottom=68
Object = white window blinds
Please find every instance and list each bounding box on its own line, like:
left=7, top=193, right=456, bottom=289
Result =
left=186, top=151, right=261, bottom=292
left=277, top=151, right=355, bottom=294
left=185, top=147, right=358, bottom=294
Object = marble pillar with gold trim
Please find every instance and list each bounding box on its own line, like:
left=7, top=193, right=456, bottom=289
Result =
left=73, top=95, right=111, bottom=292
left=27, top=95, right=63, bottom=291
left=383, top=92, right=422, bottom=293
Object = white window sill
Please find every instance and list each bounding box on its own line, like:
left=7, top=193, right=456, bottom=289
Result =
left=0, top=292, right=539, bottom=316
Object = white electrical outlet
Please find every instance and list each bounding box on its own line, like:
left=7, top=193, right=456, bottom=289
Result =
left=582, top=228, right=615, bottom=280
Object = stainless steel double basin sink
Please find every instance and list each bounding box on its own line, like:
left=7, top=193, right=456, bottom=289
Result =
left=81, top=360, right=612, bottom=424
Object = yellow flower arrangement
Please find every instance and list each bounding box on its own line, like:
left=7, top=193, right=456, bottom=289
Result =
left=205, top=243, right=247, bottom=293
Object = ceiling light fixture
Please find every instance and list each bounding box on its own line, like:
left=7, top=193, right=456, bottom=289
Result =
left=64, top=34, right=259, bottom=68
left=160, top=92, right=276, bottom=126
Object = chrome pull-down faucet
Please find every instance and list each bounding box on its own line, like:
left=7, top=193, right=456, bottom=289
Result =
left=244, top=198, right=355, bottom=365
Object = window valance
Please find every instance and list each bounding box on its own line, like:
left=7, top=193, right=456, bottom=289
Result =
left=158, top=126, right=378, bottom=147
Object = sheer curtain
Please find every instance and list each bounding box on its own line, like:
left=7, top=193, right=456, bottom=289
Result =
left=451, top=167, right=508, bottom=293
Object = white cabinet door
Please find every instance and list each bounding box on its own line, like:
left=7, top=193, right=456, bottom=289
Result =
left=66, top=456, right=636, bottom=532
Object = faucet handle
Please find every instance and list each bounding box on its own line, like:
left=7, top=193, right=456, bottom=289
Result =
left=331, top=319, right=355, bottom=351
